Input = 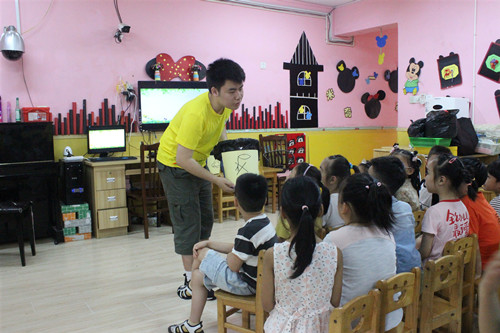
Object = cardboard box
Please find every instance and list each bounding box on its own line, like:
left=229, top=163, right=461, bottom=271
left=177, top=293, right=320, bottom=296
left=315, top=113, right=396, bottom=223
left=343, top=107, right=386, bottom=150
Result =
left=64, top=217, right=92, bottom=228
left=64, top=233, right=91, bottom=242
left=78, top=225, right=92, bottom=234
left=63, top=227, right=77, bottom=236
left=62, top=212, right=76, bottom=221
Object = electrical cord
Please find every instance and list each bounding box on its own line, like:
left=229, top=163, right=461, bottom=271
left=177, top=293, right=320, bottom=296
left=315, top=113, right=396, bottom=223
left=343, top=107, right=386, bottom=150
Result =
left=21, top=58, right=34, bottom=107
left=22, top=0, right=54, bottom=35
left=114, top=0, right=123, bottom=24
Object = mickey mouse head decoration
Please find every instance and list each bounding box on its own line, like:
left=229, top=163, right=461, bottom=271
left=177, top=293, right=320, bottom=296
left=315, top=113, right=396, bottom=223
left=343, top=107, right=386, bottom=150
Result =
left=361, top=90, right=386, bottom=119
left=384, top=68, right=398, bottom=93
left=403, top=58, right=424, bottom=95
left=337, top=60, right=360, bottom=93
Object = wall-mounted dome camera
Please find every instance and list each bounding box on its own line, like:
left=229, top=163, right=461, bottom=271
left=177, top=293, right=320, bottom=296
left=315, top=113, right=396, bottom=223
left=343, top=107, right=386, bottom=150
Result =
left=0, top=26, right=25, bottom=61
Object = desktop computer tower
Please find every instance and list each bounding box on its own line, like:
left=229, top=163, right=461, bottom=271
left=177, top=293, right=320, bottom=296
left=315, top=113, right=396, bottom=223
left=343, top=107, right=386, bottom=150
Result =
left=59, top=161, right=85, bottom=205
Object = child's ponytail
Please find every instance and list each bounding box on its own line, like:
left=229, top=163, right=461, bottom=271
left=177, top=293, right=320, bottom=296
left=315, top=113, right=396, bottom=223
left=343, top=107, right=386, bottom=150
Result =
left=340, top=173, right=394, bottom=233
left=281, top=177, right=321, bottom=279
left=390, top=148, right=422, bottom=192
left=461, top=157, right=487, bottom=201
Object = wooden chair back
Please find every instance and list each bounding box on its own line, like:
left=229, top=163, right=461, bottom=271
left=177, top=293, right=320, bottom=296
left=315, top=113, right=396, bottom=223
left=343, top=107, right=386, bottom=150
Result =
left=127, top=142, right=168, bottom=239
left=215, top=250, right=266, bottom=333
left=413, top=210, right=425, bottom=236
left=416, top=153, right=427, bottom=181
left=419, top=254, right=464, bottom=333
left=212, top=182, right=239, bottom=223
left=329, top=289, right=381, bottom=333
left=376, top=267, right=421, bottom=333
left=258, top=134, right=289, bottom=172
left=442, top=234, right=477, bottom=332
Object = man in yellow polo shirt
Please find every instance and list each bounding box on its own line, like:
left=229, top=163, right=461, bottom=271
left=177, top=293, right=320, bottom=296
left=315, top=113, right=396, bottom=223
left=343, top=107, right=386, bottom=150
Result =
left=157, top=58, right=245, bottom=301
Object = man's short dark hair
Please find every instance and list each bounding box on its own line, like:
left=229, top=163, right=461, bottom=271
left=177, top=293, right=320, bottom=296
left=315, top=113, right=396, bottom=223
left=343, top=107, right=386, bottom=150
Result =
left=370, top=156, right=406, bottom=195
left=206, top=58, right=245, bottom=92
left=234, top=173, right=268, bottom=213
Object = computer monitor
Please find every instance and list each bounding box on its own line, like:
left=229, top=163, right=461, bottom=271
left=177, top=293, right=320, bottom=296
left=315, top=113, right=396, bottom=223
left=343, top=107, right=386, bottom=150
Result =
left=87, top=125, right=126, bottom=157
left=138, top=80, right=208, bottom=132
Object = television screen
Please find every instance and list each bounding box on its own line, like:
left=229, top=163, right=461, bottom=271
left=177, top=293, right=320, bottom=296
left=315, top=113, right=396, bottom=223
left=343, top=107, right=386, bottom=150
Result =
left=0, top=122, right=54, bottom=164
left=138, top=81, right=208, bottom=131
left=87, top=125, right=126, bottom=156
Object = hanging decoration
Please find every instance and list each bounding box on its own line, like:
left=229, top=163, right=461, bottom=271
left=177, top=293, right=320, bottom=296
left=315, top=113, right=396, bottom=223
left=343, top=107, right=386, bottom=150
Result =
left=286, top=133, right=306, bottom=169
left=376, top=31, right=388, bottom=65
left=283, top=32, right=323, bottom=128
left=365, top=71, right=379, bottom=84
left=478, top=40, right=500, bottom=83
left=144, top=56, right=206, bottom=81
left=403, top=58, right=424, bottom=95
left=337, top=60, right=359, bottom=93
left=361, top=90, right=386, bottom=119
left=437, top=52, right=462, bottom=89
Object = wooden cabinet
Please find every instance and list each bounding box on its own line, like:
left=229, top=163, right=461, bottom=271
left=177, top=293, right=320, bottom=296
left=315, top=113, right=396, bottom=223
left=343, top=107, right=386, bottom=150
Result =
left=84, top=161, right=129, bottom=238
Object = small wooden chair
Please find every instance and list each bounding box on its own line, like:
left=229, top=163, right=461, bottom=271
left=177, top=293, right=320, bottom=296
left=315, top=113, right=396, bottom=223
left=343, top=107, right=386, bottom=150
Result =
left=215, top=250, right=266, bottom=333
left=376, top=267, right=421, bottom=333
left=413, top=210, right=425, bottom=236
left=329, top=289, right=381, bottom=333
left=212, top=182, right=239, bottom=223
left=419, top=254, right=464, bottom=333
left=443, top=234, right=478, bottom=333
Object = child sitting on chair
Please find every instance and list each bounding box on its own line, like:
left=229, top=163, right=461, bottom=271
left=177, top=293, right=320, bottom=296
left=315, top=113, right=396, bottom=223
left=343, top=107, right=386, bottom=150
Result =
left=168, top=173, right=278, bottom=333
left=484, top=159, right=500, bottom=217
left=390, top=145, right=422, bottom=212
left=275, top=163, right=330, bottom=241
left=262, top=177, right=343, bottom=332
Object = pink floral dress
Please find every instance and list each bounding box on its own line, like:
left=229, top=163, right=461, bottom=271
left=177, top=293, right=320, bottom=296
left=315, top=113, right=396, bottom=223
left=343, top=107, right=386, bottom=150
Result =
left=264, top=241, right=338, bottom=333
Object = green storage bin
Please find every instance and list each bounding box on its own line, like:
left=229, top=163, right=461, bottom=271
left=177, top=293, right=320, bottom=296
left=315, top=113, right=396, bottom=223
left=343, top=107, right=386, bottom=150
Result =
left=409, top=137, right=452, bottom=147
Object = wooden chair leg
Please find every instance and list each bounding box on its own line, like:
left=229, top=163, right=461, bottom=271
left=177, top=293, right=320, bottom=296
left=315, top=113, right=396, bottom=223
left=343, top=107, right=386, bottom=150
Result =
left=28, top=205, right=36, bottom=256
left=242, top=310, right=250, bottom=329
left=217, top=301, right=227, bottom=333
left=16, top=214, right=26, bottom=266
left=142, top=201, right=149, bottom=239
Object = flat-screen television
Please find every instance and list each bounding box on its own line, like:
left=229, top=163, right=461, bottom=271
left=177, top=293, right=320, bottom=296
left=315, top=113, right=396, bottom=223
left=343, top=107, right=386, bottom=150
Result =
left=87, top=125, right=126, bottom=157
left=138, top=80, right=208, bottom=131
left=0, top=122, right=54, bottom=164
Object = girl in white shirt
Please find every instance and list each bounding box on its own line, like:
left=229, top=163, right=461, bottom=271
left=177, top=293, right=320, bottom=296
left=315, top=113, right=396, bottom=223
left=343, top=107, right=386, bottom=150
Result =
left=419, top=154, right=470, bottom=264
left=319, top=155, right=359, bottom=230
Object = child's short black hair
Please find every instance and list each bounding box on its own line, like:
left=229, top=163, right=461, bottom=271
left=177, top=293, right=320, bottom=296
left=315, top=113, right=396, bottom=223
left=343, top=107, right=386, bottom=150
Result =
left=234, top=173, right=268, bottom=213
left=487, top=159, right=500, bottom=181
left=206, top=58, right=246, bottom=92
left=370, top=156, right=406, bottom=195
left=428, top=145, right=452, bottom=158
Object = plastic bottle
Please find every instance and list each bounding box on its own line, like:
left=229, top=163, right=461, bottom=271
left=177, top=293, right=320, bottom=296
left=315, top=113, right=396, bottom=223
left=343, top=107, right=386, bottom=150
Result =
left=6, top=101, right=11, bottom=122
left=15, top=97, right=21, bottom=122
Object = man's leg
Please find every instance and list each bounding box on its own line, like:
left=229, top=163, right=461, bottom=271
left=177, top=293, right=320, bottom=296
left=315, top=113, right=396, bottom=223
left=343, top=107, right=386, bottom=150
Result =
left=189, top=247, right=210, bottom=324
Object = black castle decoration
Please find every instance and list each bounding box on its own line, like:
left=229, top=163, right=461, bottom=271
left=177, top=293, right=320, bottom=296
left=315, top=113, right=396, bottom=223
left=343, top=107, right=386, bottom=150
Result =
left=283, top=32, right=323, bottom=128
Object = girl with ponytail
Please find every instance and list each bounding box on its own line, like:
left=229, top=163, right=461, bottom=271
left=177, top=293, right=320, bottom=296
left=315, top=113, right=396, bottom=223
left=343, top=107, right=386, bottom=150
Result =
left=324, top=173, right=403, bottom=331
left=390, top=147, right=422, bottom=211
left=262, top=177, right=343, bottom=333
left=320, top=154, right=359, bottom=229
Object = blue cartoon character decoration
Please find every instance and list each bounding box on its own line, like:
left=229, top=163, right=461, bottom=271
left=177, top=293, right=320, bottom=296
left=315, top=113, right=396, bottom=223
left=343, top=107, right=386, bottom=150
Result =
left=403, top=58, right=424, bottom=95
left=361, top=90, right=386, bottom=119
left=376, top=34, right=388, bottom=65
left=337, top=60, right=359, bottom=93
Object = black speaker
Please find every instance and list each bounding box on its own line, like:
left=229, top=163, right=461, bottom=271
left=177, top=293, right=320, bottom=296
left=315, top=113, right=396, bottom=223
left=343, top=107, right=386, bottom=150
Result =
left=59, top=161, right=85, bottom=205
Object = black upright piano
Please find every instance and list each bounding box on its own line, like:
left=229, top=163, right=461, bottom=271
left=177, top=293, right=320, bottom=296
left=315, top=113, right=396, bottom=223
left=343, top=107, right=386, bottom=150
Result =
left=0, top=122, right=64, bottom=244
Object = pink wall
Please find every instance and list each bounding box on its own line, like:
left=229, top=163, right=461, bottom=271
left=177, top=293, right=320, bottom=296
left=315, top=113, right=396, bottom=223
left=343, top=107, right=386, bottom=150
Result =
left=0, top=0, right=398, bottom=129
left=333, top=0, right=500, bottom=127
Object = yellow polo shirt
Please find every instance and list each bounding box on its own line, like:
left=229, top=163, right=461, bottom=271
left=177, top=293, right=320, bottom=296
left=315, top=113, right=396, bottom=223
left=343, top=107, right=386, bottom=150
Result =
left=157, top=92, right=232, bottom=168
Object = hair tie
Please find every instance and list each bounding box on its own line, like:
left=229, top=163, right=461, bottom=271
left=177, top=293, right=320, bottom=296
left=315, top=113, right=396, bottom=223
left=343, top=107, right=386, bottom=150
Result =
left=302, top=205, right=309, bottom=211
left=390, top=143, right=399, bottom=154
left=303, top=164, right=312, bottom=176
left=376, top=182, right=381, bottom=187
left=365, top=185, right=370, bottom=190
left=348, top=162, right=353, bottom=169
left=448, top=157, right=457, bottom=164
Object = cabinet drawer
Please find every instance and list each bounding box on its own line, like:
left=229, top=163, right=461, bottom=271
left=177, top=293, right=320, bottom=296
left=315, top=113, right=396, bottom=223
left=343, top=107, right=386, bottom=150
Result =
left=98, top=207, right=128, bottom=229
left=94, top=168, right=125, bottom=190
left=96, top=189, right=126, bottom=210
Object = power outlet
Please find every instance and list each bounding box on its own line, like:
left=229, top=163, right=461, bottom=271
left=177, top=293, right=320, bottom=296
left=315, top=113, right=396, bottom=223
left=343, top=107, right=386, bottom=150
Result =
left=260, top=61, right=267, bottom=70
left=409, top=96, right=420, bottom=104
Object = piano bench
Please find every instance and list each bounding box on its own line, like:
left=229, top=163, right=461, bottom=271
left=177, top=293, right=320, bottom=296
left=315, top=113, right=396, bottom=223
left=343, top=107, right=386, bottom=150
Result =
left=0, top=201, right=36, bottom=266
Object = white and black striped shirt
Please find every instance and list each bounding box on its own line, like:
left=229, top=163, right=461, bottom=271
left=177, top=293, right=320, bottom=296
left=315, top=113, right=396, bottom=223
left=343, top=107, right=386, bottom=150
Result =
left=232, top=214, right=278, bottom=289
left=490, top=195, right=500, bottom=218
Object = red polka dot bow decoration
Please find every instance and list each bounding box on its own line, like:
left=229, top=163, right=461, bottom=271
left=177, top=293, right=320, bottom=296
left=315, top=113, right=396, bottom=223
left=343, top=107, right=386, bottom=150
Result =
left=155, top=53, right=195, bottom=81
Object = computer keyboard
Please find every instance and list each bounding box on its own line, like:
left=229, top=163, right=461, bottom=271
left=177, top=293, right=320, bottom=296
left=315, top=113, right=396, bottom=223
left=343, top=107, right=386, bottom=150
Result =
left=88, top=156, right=138, bottom=162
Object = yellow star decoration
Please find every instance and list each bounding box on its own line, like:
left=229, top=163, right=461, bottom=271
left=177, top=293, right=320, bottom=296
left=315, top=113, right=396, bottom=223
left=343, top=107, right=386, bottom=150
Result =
left=326, top=88, right=335, bottom=101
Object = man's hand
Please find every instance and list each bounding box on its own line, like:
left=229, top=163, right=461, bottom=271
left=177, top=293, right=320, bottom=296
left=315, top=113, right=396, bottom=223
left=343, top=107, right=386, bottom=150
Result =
left=215, top=177, right=235, bottom=193
left=193, top=240, right=210, bottom=258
